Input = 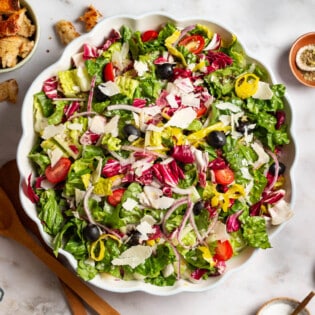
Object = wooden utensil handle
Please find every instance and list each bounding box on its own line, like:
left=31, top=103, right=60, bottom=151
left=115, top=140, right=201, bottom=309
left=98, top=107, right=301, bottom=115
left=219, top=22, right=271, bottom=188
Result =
left=16, top=232, right=119, bottom=315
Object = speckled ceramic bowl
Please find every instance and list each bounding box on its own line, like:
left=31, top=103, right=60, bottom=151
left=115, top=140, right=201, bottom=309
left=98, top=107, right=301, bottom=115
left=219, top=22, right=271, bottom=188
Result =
left=289, top=32, right=315, bottom=88
left=0, top=0, right=40, bottom=73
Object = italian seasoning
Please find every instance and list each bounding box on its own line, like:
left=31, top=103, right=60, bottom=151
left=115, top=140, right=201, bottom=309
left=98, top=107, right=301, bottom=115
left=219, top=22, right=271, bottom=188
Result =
left=296, top=44, right=315, bottom=81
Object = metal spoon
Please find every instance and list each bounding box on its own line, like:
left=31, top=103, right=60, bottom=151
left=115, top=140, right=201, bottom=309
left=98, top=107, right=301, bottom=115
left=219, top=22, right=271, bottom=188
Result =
left=0, top=186, right=120, bottom=315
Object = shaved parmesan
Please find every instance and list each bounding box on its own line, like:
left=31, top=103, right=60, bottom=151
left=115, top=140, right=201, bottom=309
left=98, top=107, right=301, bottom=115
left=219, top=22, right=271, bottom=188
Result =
left=166, top=92, right=179, bottom=108
left=42, top=124, right=65, bottom=139
left=134, top=60, right=148, bottom=76
left=72, top=52, right=85, bottom=68
left=251, top=141, right=270, bottom=169
left=98, top=81, right=120, bottom=97
left=181, top=93, right=200, bottom=107
left=136, top=215, right=156, bottom=242
left=111, top=245, right=153, bottom=268
left=122, top=198, right=138, bottom=211
left=146, top=124, right=164, bottom=133
left=48, top=147, right=64, bottom=167
left=67, top=123, right=83, bottom=131
left=103, top=115, right=120, bottom=137
left=174, top=77, right=194, bottom=93
left=165, top=107, right=197, bottom=129
left=268, top=199, right=294, bottom=225
left=89, top=115, right=107, bottom=134
left=207, top=221, right=230, bottom=242
left=143, top=186, right=175, bottom=209
left=252, top=81, right=273, bottom=100
left=216, top=102, right=242, bottom=113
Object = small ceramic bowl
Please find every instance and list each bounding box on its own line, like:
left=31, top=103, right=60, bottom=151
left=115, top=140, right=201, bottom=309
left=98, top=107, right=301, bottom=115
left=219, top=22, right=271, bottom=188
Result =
left=289, top=32, right=315, bottom=87
left=257, top=297, right=310, bottom=315
left=0, top=0, right=40, bottom=73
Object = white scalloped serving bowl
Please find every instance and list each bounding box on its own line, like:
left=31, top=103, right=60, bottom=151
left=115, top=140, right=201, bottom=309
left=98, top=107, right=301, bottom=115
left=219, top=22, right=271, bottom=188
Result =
left=17, top=13, right=296, bottom=295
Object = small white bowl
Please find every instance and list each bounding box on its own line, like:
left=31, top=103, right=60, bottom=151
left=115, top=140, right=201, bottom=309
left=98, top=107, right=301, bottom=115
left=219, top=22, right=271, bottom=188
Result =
left=0, top=0, right=40, bottom=73
left=257, top=297, right=310, bottom=315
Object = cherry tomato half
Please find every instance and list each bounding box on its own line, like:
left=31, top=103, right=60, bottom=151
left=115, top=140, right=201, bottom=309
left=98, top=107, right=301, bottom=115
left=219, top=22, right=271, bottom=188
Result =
left=103, top=62, right=115, bottom=82
left=214, top=168, right=235, bottom=185
left=107, top=188, right=126, bottom=206
left=178, top=35, right=205, bottom=54
left=196, top=104, right=207, bottom=118
left=141, top=30, right=159, bottom=42
left=214, top=240, right=233, bottom=261
left=45, top=157, right=71, bottom=184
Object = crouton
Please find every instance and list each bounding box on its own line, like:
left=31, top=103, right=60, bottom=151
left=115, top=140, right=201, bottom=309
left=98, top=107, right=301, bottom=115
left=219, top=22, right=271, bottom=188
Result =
left=0, top=0, right=20, bottom=15
left=0, top=35, right=34, bottom=68
left=55, top=20, right=80, bottom=45
left=78, top=5, right=102, bottom=31
left=17, top=12, right=35, bottom=37
left=0, top=8, right=26, bottom=37
left=0, top=79, right=18, bottom=103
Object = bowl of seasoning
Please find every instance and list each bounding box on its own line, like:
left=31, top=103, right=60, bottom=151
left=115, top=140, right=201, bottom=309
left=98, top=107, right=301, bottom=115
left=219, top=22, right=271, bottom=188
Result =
left=289, top=32, right=315, bottom=87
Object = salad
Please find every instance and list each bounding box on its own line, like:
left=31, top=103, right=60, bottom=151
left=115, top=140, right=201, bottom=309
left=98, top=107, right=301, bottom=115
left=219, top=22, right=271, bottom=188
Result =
left=27, top=21, right=293, bottom=287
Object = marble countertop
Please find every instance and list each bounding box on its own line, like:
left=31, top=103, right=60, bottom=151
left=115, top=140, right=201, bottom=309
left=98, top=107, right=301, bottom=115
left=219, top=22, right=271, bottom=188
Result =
left=0, top=0, right=314, bottom=314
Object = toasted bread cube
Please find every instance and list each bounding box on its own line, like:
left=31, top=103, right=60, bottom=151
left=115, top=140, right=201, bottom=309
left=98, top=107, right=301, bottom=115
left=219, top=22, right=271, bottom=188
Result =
left=0, top=0, right=20, bottom=14
left=55, top=20, right=80, bottom=45
left=0, top=79, right=18, bottom=103
left=78, top=5, right=102, bottom=31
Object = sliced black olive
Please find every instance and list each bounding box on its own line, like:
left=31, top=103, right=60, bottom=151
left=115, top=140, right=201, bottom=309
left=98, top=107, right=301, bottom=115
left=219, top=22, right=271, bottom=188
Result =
left=269, top=162, right=286, bottom=176
left=94, top=85, right=109, bottom=102
left=236, top=120, right=254, bottom=134
left=207, top=131, right=226, bottom=148
left=193, top=200, right=204, bottom=215
left=123, top=124, right=142, bottom=140
left=127, top=230, right=142, bottom=246
left=83, top=224, right=100, bottom=242
left=156, top=63, right=174, bottom=80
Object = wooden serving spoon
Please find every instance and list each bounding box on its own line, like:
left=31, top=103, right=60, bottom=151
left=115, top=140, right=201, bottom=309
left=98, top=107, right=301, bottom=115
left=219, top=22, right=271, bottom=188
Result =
left=0, top=185, right=119, bottom=315
left=0, top=160, right=87, bottom=315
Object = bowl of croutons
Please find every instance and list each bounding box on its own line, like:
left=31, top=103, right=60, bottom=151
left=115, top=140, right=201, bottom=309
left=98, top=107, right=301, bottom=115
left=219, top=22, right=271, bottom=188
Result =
left=0, top=0, right=39, bottom=73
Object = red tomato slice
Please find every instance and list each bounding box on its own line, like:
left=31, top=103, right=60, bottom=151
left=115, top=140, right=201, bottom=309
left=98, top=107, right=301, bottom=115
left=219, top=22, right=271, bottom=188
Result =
left=141, top=30, right=159, bottom=42
left=107, top=188, right=126, bottom=206
left=214, top=240, right=233, bottom=261
left=45, top=157, right=71, bottom=184
left=103, top=62, right=115, bottom=82
left=214, top=168, right=235, bottom=185
left=196, top=104, right=207, bottom=118
left=178, top=35, right=205, bottom=54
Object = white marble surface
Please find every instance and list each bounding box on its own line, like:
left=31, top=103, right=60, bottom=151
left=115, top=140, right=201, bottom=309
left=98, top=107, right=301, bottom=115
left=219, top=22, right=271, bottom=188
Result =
left=0, top=0, right=315, bottom=314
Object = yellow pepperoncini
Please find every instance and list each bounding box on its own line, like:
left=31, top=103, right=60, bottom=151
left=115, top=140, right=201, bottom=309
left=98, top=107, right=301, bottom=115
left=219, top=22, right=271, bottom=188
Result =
left=187, top=122, right=230, bottom=145
left=90, top=234, right=121, bottom=262
left=162, top=126, right=186, bottom=146
left=165, top=30, right=187, bottom=66
left=192, top=60, right=206, bottom=72
left=211, top=183, right=245, bottom=212
left=146, top=239, right=156, bottom=246
left=196, top=24, right=213, bottom=39
left=235, top=73, right=260, bottom=99
left=273, top=175, right=285, bottom=190
left=198, top=245, right=216, bottom=267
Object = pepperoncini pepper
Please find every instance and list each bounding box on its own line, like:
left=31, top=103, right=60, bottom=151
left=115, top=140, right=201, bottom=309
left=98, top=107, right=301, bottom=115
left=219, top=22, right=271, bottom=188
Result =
left=235, top=73, right=259, bottom=99
left=90, top=234, right=121, bottom=261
